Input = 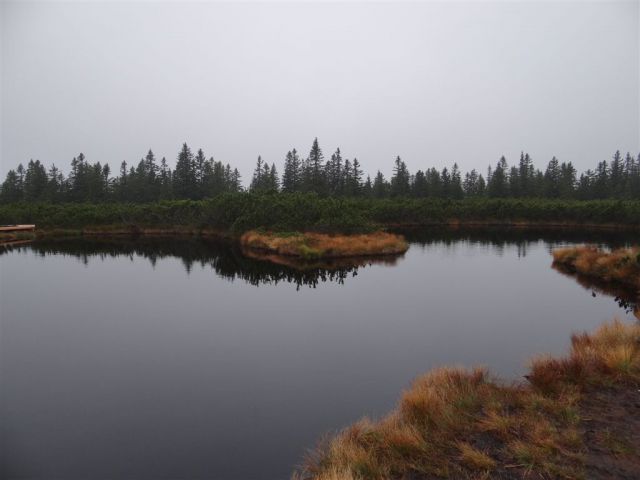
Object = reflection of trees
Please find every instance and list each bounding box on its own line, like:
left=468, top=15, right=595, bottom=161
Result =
left=4, top=237, right=397, bottom=289
left=395, top=226, right=638, bottom=259
left=552, top=263, right=639, bottom=319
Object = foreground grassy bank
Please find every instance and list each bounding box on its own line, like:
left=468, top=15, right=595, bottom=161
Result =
left=553, top=246, right=640, bottom=292
left=1, top=195, right=640, bottom=235
left=295, top=320, right=640, bottom=480
left=240, top=231, right=408, bottom=259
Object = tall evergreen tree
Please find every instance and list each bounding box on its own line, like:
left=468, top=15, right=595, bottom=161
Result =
left=23, top=160, right=48, bottom=201
left=487, top=156, right=509, bottom=198
left=304, top=138, right=326, bottom=193
left=173, top=143, right=196, bottom=199
left=390, top=156, right=410, bottom=196
left=372, top=170, right=389, bottom=198
left=0, top=170, right=23, bottom=203
left=282, top=149, right=302, bottom=193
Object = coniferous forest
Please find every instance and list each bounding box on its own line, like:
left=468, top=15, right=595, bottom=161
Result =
left=1, top=138, right=639, bottom=204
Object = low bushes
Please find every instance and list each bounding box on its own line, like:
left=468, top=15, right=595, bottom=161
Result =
left=1, top=195, right=639, bottom=234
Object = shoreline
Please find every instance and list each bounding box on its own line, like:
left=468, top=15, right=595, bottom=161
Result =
left=15, top=218, right=640, bottom=240
left=552, top=246, right=640, bottom=292
left=295, top=319, right=640, bottom=480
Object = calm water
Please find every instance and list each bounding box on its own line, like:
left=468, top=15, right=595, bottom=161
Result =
left=1, top=229, right=637, bottom=480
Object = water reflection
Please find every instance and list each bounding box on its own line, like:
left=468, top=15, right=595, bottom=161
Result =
left=552, top=263, right=639, bottom=318
left=2, top=237, right=403, bottom=289
left=2, top=228, right=637, bottom=480
left=396, top=226, right=638, bottom=258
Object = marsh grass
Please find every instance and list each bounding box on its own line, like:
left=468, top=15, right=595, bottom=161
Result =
left=295, top=320, right=640, bottom=480
left=240, top=230, right=408, bottom=259
left=552, top=246, right=640, bottom=291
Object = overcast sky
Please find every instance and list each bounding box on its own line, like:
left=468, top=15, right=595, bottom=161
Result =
left=1, top=1, right=638, bottom=182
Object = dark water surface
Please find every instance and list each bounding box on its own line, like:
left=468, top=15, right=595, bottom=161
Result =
left=1, top=229, right=637, bottom=480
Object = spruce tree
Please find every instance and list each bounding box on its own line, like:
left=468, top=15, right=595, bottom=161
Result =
left=282, top=149, right=302, bottom=193
left=173, top=143, right=196, bottom=199
left=250, top=156, right=265, bottom=192
left=390, top=156, right=410, bottom=196
left=305, top=138, right=326, bottom=193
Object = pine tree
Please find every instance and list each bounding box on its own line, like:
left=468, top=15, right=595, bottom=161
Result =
left=282, top=149, right=302, bottom=193
left=194, top=149, right=207, bottom=197
left=558, top=161, right=576, bottom=199
left=268, top=163, right=279, bottom=191
left=463, top=169, right=480, bottom=197
left=304, top=138, right=326, bottom=193
left=0, top=170, right=23, bottom=203
left=230, top=168, right=242, bottom=192
left=518, top=152, right=534, bottom=196
left=425, top=168, right=442, bottom=197
left=390, top=156, right=410, bottom=196
left=45, top=164, right=65, bottom=202
left=173, top=143, right=196, bottom=199
left=543, top=157, right=561, bottom=198
left=487, top=156, right=508, bottom=198
left=23, top=159, right=48, bottom=201
left=413, top=170, right=428, bottom=197
left=350, top=158, right=363, bottom=196
left=250, top=156, right=265, bottom=192
left=362, top=175, right=373, bottom=197
left=325, top=148, right=343, bottom=195
left=609, top=150, right=624, bottom=197
left=450, top=163, right=463, bottom=199
left=159, top=157, right=172, bottom=199
left=372, top=170, right=388, bottom=198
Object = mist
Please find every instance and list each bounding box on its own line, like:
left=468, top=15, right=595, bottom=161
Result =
left=1, top=1, right=638, bottom=182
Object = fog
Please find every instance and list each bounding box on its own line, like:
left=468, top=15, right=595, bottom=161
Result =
left=1, top=1, right=638, bottom=182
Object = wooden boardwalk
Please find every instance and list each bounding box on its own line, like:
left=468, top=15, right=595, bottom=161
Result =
left=0, top=224, right=36, bottom=232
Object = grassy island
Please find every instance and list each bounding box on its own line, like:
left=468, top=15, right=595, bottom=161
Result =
left=240, top=230, right=408, bottom=260
left=553, top=246, right=640, bottom=292
left=295, top=320, right=640, bottom=480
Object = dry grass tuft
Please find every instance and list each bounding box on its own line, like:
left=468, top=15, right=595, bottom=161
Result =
left=457, top=442, right=496, bottom=471
left=552, top=245, right=640, bottom=290
left=240, top=230, right=408, bottom=259
left=296, top=320, right=640, bottom=480
left=528, top=319, right=640, bottom=392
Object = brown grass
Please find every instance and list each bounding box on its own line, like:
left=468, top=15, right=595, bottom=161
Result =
left=240, top=231, right=408, bottom=259
left=295, top=320, right=640, bottom=480
left=552, top=246, right=640, bottom=291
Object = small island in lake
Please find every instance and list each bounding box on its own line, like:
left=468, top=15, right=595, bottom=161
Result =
left=240, top=230, right=408, bottom=260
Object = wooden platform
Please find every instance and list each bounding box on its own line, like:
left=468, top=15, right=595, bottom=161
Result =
left=0, top=224, right=36, bottom=232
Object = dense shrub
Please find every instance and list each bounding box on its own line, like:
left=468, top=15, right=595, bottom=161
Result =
left=1, top=194, right=639, bottom=233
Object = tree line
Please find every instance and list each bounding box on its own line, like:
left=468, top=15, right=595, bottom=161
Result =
left=1, top=138, right=639, bottom=203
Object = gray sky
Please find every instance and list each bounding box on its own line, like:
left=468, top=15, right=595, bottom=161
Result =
left=1, top=1, right=638, bottom=183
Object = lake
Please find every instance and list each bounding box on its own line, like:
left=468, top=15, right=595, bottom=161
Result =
left=1, top=229, right=637, bottom=480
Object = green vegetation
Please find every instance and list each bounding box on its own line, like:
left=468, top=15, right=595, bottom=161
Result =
left=1, top=196, right=640, bottom=236
left=1, top=139, right=639, bottom=204
left=294, top=320, right=640, bottom=480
